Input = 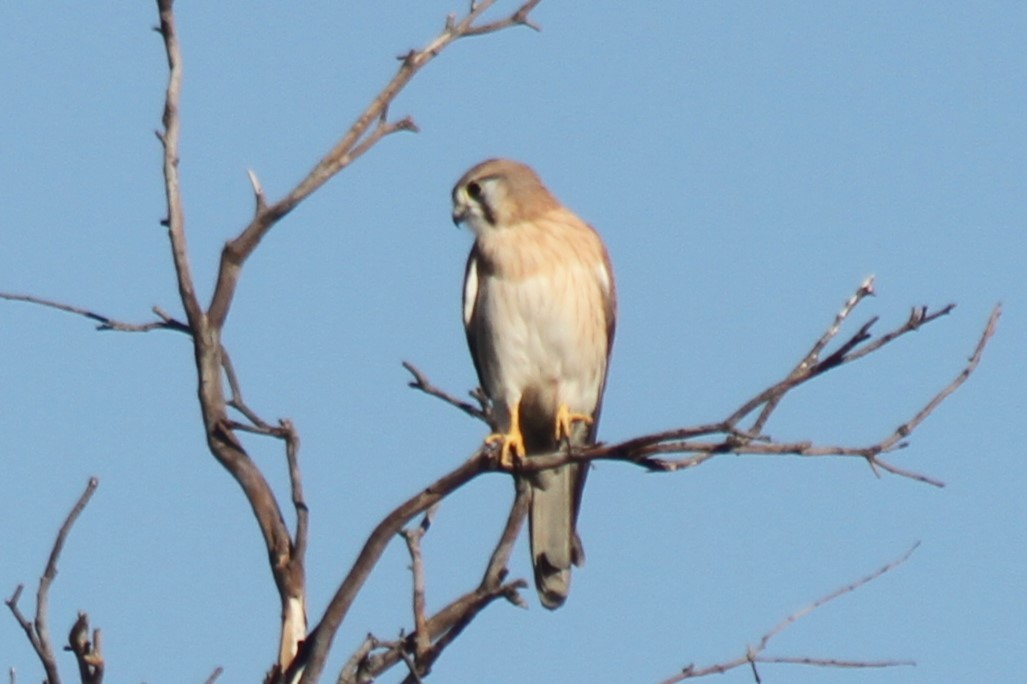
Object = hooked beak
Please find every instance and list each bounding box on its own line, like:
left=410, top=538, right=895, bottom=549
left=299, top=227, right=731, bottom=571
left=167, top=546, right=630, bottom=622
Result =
left=451, top=205, right=468, bottom=227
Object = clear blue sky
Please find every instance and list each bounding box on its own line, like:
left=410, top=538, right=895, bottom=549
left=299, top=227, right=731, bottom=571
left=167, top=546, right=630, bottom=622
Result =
left=2, top=2, right=1023, bottom=682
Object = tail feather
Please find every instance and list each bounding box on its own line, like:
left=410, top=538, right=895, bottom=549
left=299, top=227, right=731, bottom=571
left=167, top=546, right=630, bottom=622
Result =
left=529, top=463, right=580, bottom=609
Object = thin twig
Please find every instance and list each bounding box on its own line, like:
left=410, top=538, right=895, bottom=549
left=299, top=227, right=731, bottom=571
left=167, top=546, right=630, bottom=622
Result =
left=5, top=477, right=99, bottom=684
left=281, top=419, right=309, bottom=565
left=749, top=275, right=877, bottom=434
left=349, top=485, right=529, bottom=682
left=222, top=346, right=272, bottom=429
left=481, top=480, right=530, bottom=590
left=400, top=508, right=437, bottom=672
left=658, top=543, right=920, bottom=683
left=0, top=292, right=189, bottom=333
left=462, top=0, right=543, bottom=34
left=403, top=361, right=489, bottom=424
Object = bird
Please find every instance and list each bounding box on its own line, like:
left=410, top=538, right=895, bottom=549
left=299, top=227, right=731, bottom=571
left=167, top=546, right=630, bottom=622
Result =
left=451, top=158, right=616, bottom=609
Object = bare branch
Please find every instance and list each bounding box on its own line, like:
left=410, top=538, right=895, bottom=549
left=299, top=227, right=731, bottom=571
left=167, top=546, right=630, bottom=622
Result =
left=337, top=634, right=377, bottom=684
left=247, top=169, right=268, bottom=215
left=154, top=2, right=305, bottom=672
left=877, top=303, right=1000, bottom=455
left=400, top=509, right=437, bottom=674
left=481, top=480, right=530, bottom=589
left=65, top=612, right=104, bottom=684
left=658, top=543, right=920, bottom=683
left=344, top=483, right=529, bottom=682
left=206, top=0, right=544, bottom=332
left=404, top=284, right=988, bottom=493
left=0, top=292, right=189, bottom=334
left=403, top=361, right=489, bottom=424
left=5, top=477, right=99, bottom=684
left=281, top=419, right=309, bottom=567
left=762, top=542, right=920, bottom=650
left=155, top=0, right=204, bottom=332
left=290, top=452, right=493, bottom=683
left=506, top=296, right=994, bottom=489
left=203, top=666, right=224, bottom=684
left=462, top=0, right=543, bottom=35
left=749, top=275, right=876, bottom=434
left=222, top=346, right=273, bottom=430
left=4, top=586, right=42, bottom=670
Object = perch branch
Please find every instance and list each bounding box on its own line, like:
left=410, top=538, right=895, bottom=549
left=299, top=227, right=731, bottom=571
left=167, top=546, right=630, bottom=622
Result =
left=658, top=543, right=920, bottom=683
left=602, top=303, right=999, bottom=485
left=409, top=292, right=999, bottom=491
left=586, top=301, right=990, bottom=484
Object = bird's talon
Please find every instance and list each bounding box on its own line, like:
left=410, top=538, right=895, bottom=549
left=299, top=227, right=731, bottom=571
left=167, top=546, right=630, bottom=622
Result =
left=486, top=431, right=526, bottom=469
left=554, top=404, right=594, bottom=442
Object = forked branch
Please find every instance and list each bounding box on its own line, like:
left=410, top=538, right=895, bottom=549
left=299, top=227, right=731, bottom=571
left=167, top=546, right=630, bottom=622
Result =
left=5, top=477, right=100, bottom=684
left=206, top=0, right=546, bottom=332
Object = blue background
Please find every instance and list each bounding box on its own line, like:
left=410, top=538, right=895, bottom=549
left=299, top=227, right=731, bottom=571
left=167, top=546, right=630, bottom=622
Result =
left=1, top=3, right=1023, bottom=682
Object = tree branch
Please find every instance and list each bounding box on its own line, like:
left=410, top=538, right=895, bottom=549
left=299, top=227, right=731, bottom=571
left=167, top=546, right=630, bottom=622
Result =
left=335, top=287, right=996, bottom=681
left=405, top=284, right=997, bottom=493
left=402, top=361, right=490, bottom=425
left=400, top=510, right=436, bottom=675
left=5, top=477, right=100, bottom=684
left=0, top=293, right=189, bottom=334
left=65, top=612, right=104, bottom=684
left=206, top=0, right=544, bottom=332
left=155, top=0, right=204, bottom=333
left=658, top=543, right=920, bottom=683
left=333, top=479, right=528, bottom=683
left=155, top=1, right=306, bottom=673
left=289, top=452, right=492, bottom=683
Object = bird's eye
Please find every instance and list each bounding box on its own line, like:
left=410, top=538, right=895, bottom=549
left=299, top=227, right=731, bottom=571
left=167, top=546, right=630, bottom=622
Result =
left=466, top=181, right=482, bottom=199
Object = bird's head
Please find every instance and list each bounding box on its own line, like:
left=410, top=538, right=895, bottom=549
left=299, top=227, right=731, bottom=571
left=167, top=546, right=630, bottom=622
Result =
left=451, top=158, right=560, bottom=235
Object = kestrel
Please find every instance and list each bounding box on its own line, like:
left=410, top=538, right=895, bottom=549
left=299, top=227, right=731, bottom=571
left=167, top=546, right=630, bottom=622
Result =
left=452, top=159, right=616, bottom=609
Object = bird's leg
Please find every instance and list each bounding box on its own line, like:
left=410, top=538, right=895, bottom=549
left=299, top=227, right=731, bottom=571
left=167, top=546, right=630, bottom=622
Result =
left=555, top=404, right=593, bottom=443
left=485, top=401, right=526, bottom=469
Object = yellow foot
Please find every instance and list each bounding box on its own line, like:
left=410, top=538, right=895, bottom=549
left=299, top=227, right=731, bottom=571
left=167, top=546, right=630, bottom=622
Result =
left=485, top=429, right=526, bottom=469
left=555, top=404, right=594, bottom=442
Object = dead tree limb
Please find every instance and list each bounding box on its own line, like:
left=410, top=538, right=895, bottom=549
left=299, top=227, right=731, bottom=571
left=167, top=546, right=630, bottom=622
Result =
left=151, top=1, right=546, bottom=677
left=65, top=612, right=103, bottom=684
left=406, top=284, right=999, bottom=489
left=658, top=543, right=920, bottom=682
left=5, top=477, right=100, bottom=684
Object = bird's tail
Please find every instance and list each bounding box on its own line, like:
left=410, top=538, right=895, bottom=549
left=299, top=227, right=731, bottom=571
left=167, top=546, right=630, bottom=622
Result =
left=529, top=461, right=585, bottom=609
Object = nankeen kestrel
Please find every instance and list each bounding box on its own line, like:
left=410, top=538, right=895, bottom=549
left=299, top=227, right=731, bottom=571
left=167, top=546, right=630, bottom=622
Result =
left=452, top=159, right=616, bottom=609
